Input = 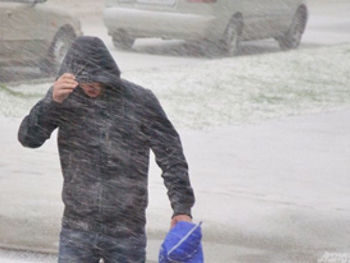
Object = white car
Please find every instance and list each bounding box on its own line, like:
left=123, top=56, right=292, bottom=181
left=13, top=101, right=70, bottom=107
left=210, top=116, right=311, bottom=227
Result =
left=103, top=0, right=308, bottom=55
left=0, top=0, right=83, bottom=74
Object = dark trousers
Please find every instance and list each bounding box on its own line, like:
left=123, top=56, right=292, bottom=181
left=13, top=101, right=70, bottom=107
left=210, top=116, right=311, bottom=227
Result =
left=58, top=227, right=146, bottom=263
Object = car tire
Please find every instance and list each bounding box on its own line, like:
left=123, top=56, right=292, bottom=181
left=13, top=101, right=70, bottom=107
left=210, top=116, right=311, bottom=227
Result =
left=112, top=33, right=135, bottom=50
left=277, top=8, right=307, bottom=50
left=40, top=30, right=75, bottom=76
left=221, top=18, right=242, bottom=56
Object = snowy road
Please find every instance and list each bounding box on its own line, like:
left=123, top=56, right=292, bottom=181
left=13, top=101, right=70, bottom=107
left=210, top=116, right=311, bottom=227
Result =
left=1, top=109, right=350, bottom=263
left=1, top=41, right=350, bottom=261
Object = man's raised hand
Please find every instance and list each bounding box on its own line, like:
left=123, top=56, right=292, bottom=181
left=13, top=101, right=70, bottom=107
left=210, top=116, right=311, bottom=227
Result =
left=53, top=73, right=78, bottom=103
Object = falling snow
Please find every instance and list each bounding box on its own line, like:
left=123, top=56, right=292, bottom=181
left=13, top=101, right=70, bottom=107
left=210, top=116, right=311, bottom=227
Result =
left=0, top=0, right=350, bottom=262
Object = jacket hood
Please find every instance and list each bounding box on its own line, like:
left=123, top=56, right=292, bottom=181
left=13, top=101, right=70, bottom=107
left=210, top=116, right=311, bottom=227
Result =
left=58, top=36, right=121, bottom=88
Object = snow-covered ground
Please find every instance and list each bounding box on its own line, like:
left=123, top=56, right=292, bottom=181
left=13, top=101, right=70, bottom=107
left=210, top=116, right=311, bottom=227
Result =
left=0, top=249, right=56, bottom=263
left=2, top=43, right=350, bottom=128
left=1, top=43, right=350, bottom=262
left=1, top=0, right=350, bottom=262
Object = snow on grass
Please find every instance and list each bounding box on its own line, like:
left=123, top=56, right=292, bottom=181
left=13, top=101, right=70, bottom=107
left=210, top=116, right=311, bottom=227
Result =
left=3, top=44, right=350, bottom=129
left=0, top=83, right=49, bottom=118
left=125, top=44, right=350, bottom=129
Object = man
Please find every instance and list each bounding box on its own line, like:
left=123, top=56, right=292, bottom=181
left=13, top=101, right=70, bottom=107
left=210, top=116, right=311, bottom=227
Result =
left=18, top=36, right=195, bottom=263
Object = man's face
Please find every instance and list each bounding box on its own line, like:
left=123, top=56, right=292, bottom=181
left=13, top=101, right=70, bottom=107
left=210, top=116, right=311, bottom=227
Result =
left=79, top=83, right=104, bottom=98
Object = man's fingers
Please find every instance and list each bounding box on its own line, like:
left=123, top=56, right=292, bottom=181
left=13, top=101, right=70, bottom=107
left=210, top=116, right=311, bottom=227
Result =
left=56, top=87, right=74, bottom=94
left=54, top=86, right=77, bottom=93
left=56, top=83, right=78, bottom=89
left=55, top=89, right=74, bottom=98
left=53, top=74, right=78, bottom=103
left=55, top=80, right=78, bottom=90
left=53, top=85, right=75, bottom=97
left=59, top=73, right=76, bottom=80
left=55, top=73, right=79, bottom=92
left=55, top=78, right=78, bottom=85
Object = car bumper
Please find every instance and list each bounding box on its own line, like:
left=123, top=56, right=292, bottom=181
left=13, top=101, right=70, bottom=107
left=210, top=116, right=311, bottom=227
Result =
left=103, top=7, right=223, bottom=41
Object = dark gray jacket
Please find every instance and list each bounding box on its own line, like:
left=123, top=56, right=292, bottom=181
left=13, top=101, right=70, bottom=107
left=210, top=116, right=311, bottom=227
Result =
left=18, top=36, right=195, bottom=237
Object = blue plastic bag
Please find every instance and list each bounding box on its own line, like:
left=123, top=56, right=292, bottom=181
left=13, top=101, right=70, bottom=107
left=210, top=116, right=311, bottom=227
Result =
left=159, top=221, right=204, bottom=263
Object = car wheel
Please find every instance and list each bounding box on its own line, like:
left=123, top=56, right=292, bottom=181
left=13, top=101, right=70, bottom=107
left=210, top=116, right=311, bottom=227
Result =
left=277, top=9, right=307, bottom=50
left=40, top=31, right=74, bottom=76
left=221, top=18, right=242, bottom=56
left=112, top=33, right=135, bottom=50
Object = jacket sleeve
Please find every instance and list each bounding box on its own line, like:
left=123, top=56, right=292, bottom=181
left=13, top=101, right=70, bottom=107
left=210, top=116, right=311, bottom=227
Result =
left=143, top=90, right=195, bottom=218
left=18, top=86, right=62, bottom=148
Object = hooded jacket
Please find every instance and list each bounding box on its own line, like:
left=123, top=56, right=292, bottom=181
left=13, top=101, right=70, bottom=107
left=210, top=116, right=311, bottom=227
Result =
left=18, top=36, right=195, bottom=237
